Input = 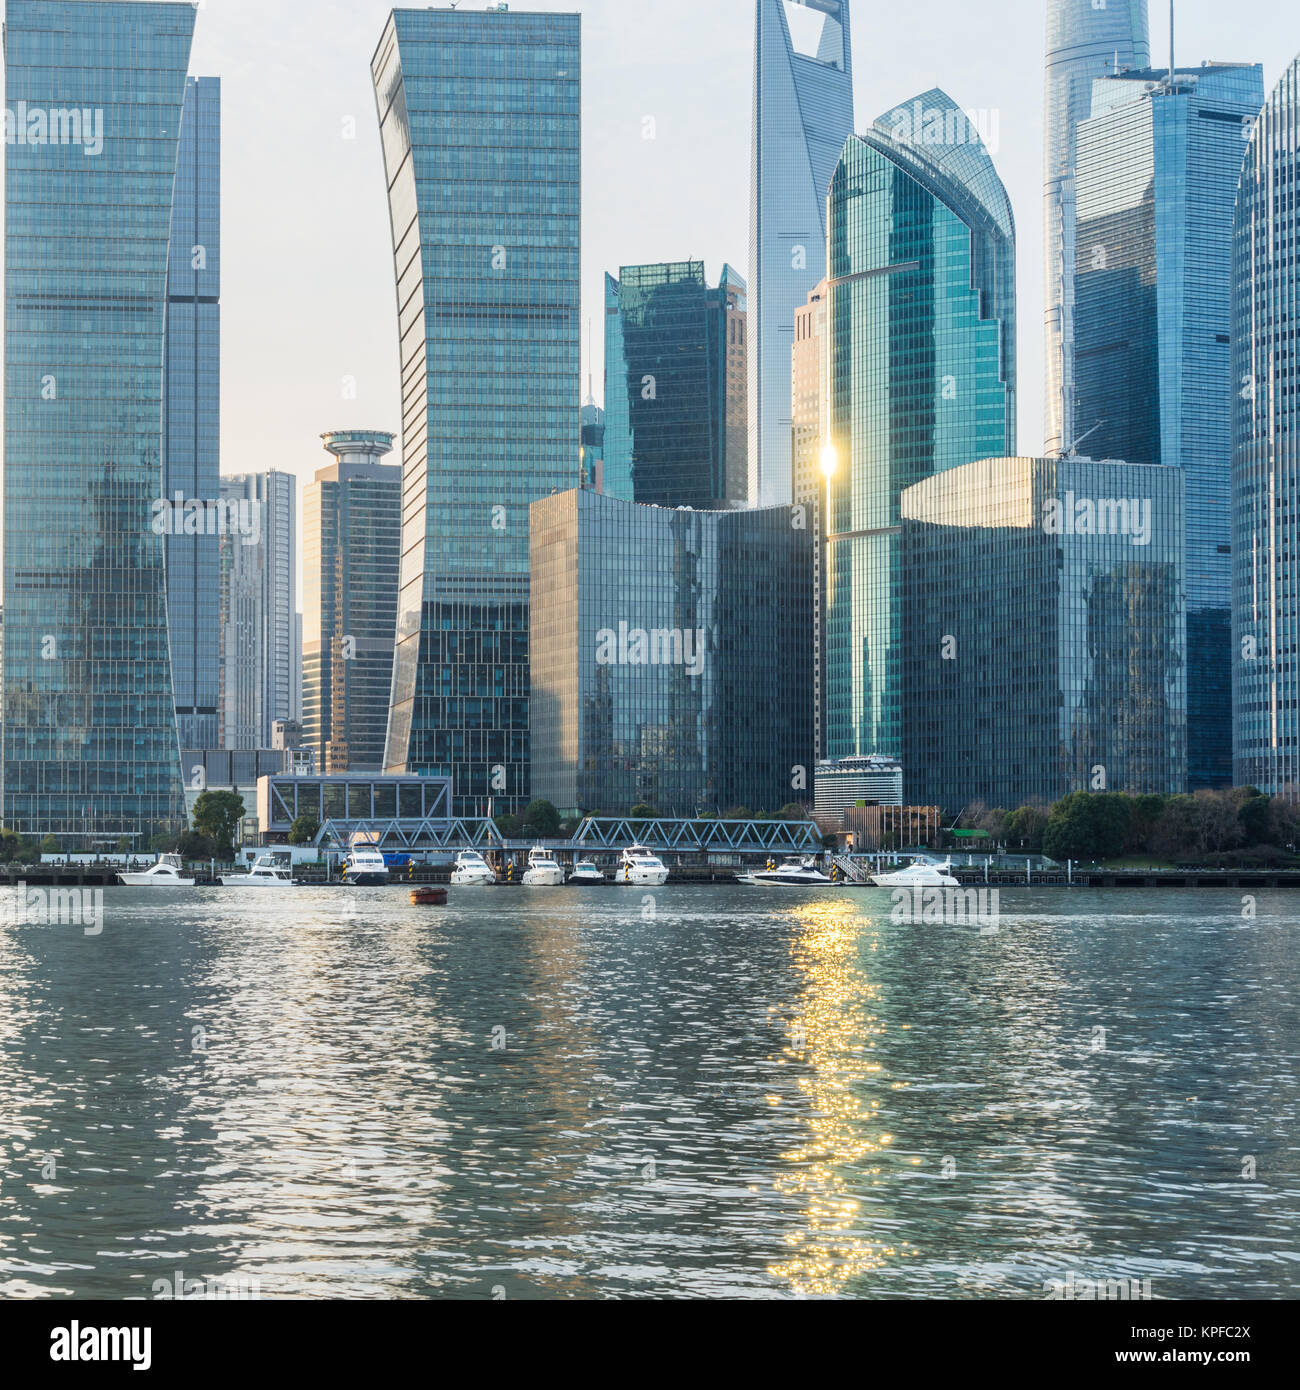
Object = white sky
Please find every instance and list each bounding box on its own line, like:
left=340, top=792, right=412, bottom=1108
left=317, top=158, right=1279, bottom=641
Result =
left=6, top=1, right=1299, bottom=576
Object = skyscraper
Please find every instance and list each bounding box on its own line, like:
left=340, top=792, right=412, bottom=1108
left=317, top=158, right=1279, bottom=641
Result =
left=901, top=457, right=1187, bottom=812
left=603, top=262, right=748, bottom=509
left=1074, top=61, right=1264, bottom=790
left=529, top=489, right=814, bottom=816
left=823, top=93, right=1016, bottom=766
left=303, top=432, right=401, bottom=775
left=218, top=472, right=297, bottom=750
left=371, top=7, right=581, bottom=815
left=1043, top=0, right=1150, bottom=456
left=164, top=75, right=222, bottom=753
left=1232, top=54, right=1300, bottom=794
left=749, top=0, right=854, bottom=508
left=2, top=0, right=196, bottom=845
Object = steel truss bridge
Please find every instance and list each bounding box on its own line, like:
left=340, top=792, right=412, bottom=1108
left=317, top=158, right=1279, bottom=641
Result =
left=312, top=816, right=820, bottom=856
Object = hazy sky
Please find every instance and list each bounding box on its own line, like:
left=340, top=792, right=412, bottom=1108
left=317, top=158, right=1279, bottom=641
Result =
left=30, top=2, right=1300, bottom=511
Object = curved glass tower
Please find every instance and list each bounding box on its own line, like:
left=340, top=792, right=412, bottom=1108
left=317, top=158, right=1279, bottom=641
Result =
left=371, top=8, right=581, bottom=814
left=823, top=93, right=1016, bottom=764
left=749, top=0, right=854, bottom=508
left=3, top=0, right=195, bottom=845
left=1043, top=0, right=1149, bottom=455
left=1232, top=54, right=1300, bottom=793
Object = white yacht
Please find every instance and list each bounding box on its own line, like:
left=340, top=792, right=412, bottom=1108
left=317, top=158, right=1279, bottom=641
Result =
left=871, top=858, right=959, bottom=887
left=521, top=846, right=564, bottom=886
left=740, top=856, right=834, bottom=887
left=451, top=850, right=497, bottom=886
left=568, top=860, right=606, bottom=885
left=219, top=854, right=295, bottom=888
left=342, top=839, right=389, bottom=886
left=118, top=853, right=194, bottom=888
left=617, top=844, right=669, bottom=886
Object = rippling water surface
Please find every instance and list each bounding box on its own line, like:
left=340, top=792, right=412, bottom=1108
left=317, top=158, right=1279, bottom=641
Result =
left=0, top=885, right=1297, bottom=1299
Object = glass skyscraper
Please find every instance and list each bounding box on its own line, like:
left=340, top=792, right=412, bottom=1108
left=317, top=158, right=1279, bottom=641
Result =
left=749, top=0, right=854, bottom=508
left=303, top=432, right=401, bottom=775
left=603, top=262, right=748, bottom=509
left=1074, top=61, right=1264, bottom=790
left=1232, top=54, right=1300, bottom=794
left=1043, top=0, right=1150, bottom=455
left=901, top=457, right=1187, bottom=812
left=823, top=92, right=1016, bottom=767
left=530, top=489, right=814, bottom=816
left=218, top=472, right=297, bottom=750
left=163, top=75, right=221, bottom=753
left=3, top=0, right=195, bottom=845
left=371, top=7, right=581, bottom=815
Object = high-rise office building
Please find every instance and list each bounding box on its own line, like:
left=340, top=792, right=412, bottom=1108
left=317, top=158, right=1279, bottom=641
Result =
left=2, top=0, right=196, bottom=845
left=303, top=432, right=401, bottom=774
left=603, top=262, right=748, bottom=509
left=218, top=472, right=297, bottom=750
left=749, top=0, right=854, bottom=508
left=530, top=489, right=814, bottom=817
left=371, top=7, right=581, bottom=815
left=901, top=457, right=1187, bottom=812
left=1074, top=61, right=1264, bottom=790
left=163, top=75, right=222, bottom=753
left=580, top=395, right=605, bottom=492
left=792, top=279, right=829, bottom=758
left=1232, top=54, right=1300, bottom=794
left=1043, top=0, right=1150, bottom=455
left=823, top=93, right=1016, bottom=768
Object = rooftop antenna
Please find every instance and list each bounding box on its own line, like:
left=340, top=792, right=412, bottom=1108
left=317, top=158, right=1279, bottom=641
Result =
left=584, top=317, right=595, bottom=406
left=1169, top=0, right=1176, bottom=91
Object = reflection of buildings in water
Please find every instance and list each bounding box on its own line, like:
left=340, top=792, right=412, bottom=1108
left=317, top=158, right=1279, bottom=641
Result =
left=768, top=899, right=917, bottom=1296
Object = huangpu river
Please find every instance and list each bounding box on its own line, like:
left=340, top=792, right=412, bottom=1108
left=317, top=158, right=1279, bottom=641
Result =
left=0, top=884, right=1297, bottom=1300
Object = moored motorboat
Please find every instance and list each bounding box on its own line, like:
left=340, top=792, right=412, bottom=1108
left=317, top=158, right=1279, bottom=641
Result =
left=742, top=856, right=834, bottom=887
left=568, top=860, right=606, bottom=885
left=617, top=844, right=669, bottom=886
left=870, top=858, right=959, bottom=887
left=522, top=845, right=564, bottom=886
left=451, top=850, right=497, bottom=885
left=219, top=854, right=295, bottom=887
left=118, top=853, right=194, bottom=887
left=342, top=838, right=389, bottom=886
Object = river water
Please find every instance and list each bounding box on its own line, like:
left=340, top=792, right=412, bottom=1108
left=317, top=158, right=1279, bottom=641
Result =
left=0, top=885, right=1296, bottom=1300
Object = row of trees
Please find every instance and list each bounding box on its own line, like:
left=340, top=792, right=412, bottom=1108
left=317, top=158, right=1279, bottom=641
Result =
left=962, top=788, right=1300, bottom=864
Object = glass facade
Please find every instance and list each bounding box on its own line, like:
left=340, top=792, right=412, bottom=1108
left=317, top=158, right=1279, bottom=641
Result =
left=1043, top=0, right=1150, bottom=455
left=218, top=472, right=297, bottom=749
left=1075, top=63, right=1263, bottom=790
left=603, top=261, right=747, bottom=509
left=3, top=0, right=195, bottom=844
left=303, top=432, right=401, bottom=774
left=823, top=95, right=1016, bottom=767
left=1232, top=55, right=1300, bottom=794
left=163, top=75, right=221, bottom=752
left=372, top=8, right=581, bottom=816
left=901, top=457, right=1187, bottom=812
left=749, top=0, right=854, bottom=507
left=530, top=489, right=814, bottom=816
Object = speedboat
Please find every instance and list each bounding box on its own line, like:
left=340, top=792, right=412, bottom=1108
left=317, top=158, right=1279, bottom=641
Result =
left=219, top=854, right=295, bottom=888
left=451, top=850, right=497, bottom=886
left=568, top=860, right=606, bottom=885
left=522, top=846, right=564, bottom=886
left=342, top=839, right=389, bottom=886
left=742, top=856, right=834, bottom=887
left=871, top=858, right=959, bottom=887
left=118, top=853, right=194, bottom=887
left=617, top=844, right=669, bottom=886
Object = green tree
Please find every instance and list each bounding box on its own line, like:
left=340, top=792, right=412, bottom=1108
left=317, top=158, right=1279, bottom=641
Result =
left=1126, top=794, right=1169, bottom=854
left=494, top=812, right=521, bottom=837
left=192, top=790, right=245, bottom=855
left=177, top=831, right=218, bottom=862
left=289, top=814, right=320, bottom=846
left=780, top=802, right=811, bottom=821
left=628, top=803, right=659, bottom=821
left=1233, top=787, right=1272, bottom=846
left=723, top=806, right=753, bottom=821
left=39, top=833, right=61, bottom=857
left=521, top=799, right=562, bottom=837
left=1042, top=792, right=1129, bottom=861
left=1005, top=805, right=1048, bottom=852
